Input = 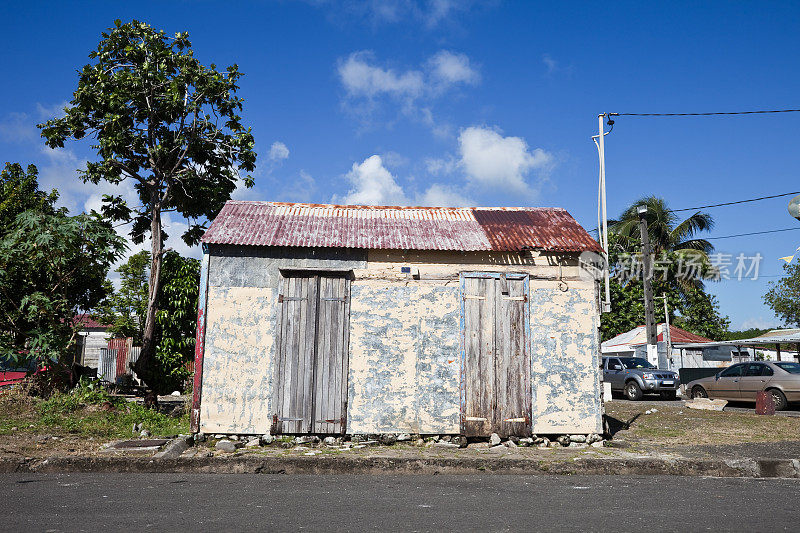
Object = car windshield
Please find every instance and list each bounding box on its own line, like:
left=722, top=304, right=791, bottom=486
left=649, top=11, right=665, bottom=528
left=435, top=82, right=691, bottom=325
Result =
left=619, top=357, right=655, bottom=370
left=775, top=362, right=800, bottom=374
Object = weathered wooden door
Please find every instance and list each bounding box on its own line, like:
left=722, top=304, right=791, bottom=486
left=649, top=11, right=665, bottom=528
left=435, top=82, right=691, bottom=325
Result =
left=273, top=273, right=350, bottom=434
left=462, top=273, right=531, bottom=438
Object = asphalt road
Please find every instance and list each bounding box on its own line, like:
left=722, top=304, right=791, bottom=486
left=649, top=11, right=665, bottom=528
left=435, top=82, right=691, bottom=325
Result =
left=2, top=473, right=799, bottom=531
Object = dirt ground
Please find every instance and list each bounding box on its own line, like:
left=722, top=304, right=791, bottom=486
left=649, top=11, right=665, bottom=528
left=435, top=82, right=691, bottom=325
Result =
left=4, top=390, right=800, bottom=461
left=604, top=400, right=800, bottom=458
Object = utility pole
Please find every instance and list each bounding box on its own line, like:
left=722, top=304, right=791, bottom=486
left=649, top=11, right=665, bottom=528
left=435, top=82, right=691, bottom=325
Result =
left=594, top=113, right=613, bottom=313
left=658, top=293, right=672, bottom=369
left=637, top=205, right=658, bottom=366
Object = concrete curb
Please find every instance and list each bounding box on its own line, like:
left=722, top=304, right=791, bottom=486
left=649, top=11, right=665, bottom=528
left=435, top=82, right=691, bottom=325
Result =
left=1, top=455, right=799, bottom=478
left=153, top=437, right=191, bottom=459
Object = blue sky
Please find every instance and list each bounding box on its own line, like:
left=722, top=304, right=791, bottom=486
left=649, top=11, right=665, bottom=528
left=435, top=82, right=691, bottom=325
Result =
left=1, top=1, right=799, bottom=330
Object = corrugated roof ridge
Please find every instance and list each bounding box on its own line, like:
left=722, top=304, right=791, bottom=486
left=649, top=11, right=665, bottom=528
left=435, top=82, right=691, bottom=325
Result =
left=223, top=200, right=567, bottom=211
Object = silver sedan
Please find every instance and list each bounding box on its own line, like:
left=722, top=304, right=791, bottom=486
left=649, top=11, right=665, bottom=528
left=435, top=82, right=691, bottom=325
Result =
left=686, top=361, right=800, bottom=410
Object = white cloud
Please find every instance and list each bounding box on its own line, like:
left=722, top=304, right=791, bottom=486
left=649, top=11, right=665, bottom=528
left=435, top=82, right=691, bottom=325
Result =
left=279, top=170, right=316, bottom=203
left=338, top=51, right=425, bottom=99
left=337, top=155, right=409, bottom=205
left=458, top=126, right=553, bottom=193
left=268, top=141, right=290, bottom=161
left=416, top=183, right=473, bottom=207
left=337, top=49, right=479, bottom=133
left=308, top=0, right=475, bottom=28
left=737, top=316, right=782, bottom=330
left=542, top=54, right=573, bottom=78
left=334, top=153, right=475, bottom=208
left=0, top=112, right=38, bottom=143
left=35, top=101, right=70, bottom=120
left=425, top=155, right=457, bottom=176
left=428, top=50, right=480, bottom=88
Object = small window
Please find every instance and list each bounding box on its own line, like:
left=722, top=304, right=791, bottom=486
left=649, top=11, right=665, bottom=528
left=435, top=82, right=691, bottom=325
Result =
left=720, top=364, right=745, bottom=378
left=745, top=364, right=765, bottom=377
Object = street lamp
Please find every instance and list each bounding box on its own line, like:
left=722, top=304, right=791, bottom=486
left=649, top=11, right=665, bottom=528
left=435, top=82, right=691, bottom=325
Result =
left=789, top=195, right=800, bottom=221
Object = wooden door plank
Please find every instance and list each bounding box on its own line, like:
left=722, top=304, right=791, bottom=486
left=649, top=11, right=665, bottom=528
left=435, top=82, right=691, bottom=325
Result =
left=463, top=276, right=496, bottom=437
left=339, top=277, right=351, bottom=434
left=315, top=276, right=332, bottom=434
left=495, top=278, right=531, bottom=437
left=302, top=275, right=319, bottom=433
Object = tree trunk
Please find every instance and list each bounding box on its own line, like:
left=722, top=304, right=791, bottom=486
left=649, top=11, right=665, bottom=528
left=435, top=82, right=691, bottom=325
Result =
left=132, top=202, right=164, bottom=392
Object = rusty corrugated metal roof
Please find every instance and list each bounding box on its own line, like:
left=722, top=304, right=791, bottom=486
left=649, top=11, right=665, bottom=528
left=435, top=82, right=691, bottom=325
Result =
left=201, top=201, right=602, bottom=253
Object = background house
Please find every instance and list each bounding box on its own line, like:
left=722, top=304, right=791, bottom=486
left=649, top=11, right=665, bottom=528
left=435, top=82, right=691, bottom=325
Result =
left=74, top=314, right=112, bottom=369
left=601, top=324, right=726, bottom=370
left=191, top=201, right=604, bottom=437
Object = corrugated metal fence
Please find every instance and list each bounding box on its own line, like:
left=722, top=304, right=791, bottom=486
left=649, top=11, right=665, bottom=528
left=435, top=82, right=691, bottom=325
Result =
left=98, top=338, right=141, bottom=384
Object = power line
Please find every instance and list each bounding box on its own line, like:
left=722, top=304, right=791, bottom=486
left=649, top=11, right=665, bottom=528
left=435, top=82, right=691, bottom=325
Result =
left=706, top=227, right=800, bottom=240
left=613, top=109, right=800, bottom=117
left=672, top=191, right=800, bottom=212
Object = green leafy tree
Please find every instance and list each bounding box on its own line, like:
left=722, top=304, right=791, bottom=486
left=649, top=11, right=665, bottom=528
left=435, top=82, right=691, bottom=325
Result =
left=764, top=261, right=800, bottom=328
left=601, top=198, right=729, bottom=341
left=0, top=162, right=58, bottom=227
left=0, top=210, right=125, bottom=369
left=150, top=251, right=199, bottom=393
left=672, top=288, right=731, bottom=341
left=94, top=251, right=150, bottom=343
left=609, top=196, right=715, bottom=292
left=39, top=20, right=256, bottom=388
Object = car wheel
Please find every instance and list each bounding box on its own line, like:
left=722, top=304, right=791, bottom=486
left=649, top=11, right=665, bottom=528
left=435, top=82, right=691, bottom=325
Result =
left=625, top=381, right=643, bottom=401
left=769, top=389, right=788, bottom=411
left=691, top=385, right=708, bottom=399
left=660, top=391, right=677, bottom=401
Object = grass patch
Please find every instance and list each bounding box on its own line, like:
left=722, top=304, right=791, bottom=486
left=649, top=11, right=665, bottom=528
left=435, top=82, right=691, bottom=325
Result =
left=0, top=381, right=188, bottom=439
left=606, top=401, right=800, bottom=446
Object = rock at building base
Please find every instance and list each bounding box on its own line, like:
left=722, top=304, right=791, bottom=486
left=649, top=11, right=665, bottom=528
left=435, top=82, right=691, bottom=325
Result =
left=378, top=434, right=398, bottom=445
left=260, top=434, right=275, bottom=445
left=537, top=438, right=550, bottom=448
left=397, top=433, right=412, bottom=442
left=518, top=437, right=534, bottom=447
left=140, top=429, right=151, bottom=438
left=590, top=441, right=605, bottom=448
left=569, top=434, right=586, bottom=443
left=215, top=440, right=239, bottom=453
left=556, top=435, right=570, bottom=447
left=433, top=441, right=460, bottom=449
left=245, top=439, right=260, bottom=448
left=451, top=435, right=468, bottom=448
left=294, top=436, right=320, bottom=445
left=323, top=436, right=338, bottom=445
left=489, top=433, right=501, bottom=446
left=504, top=439, right=518, bottom=448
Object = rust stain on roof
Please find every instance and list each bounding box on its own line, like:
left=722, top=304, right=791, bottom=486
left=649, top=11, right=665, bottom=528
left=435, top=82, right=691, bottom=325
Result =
left=201, top=201, right=602, bottom=253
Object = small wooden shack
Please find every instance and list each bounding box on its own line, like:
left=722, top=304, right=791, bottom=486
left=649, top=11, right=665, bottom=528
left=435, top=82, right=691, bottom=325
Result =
left=191, top=201, right=604, bottom=437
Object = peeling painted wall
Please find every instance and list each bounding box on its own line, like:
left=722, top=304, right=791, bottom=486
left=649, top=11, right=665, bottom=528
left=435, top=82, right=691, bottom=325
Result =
left=347, top=281, right=461, bottom=434
left=200, top=285, right=275, bottom=434
left=198, top=246, right=602, bottom=435
left=529, top=280, right=602, bottom=434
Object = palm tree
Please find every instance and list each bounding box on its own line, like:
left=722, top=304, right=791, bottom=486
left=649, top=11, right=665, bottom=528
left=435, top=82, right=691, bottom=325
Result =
left=608, top=196, right=716, bottom=291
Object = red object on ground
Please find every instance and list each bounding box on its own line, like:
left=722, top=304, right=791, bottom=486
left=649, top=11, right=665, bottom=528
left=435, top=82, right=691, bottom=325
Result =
left=0, top=370, right=27, bottom=388
left=756, top=391, right=776, bottom=415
